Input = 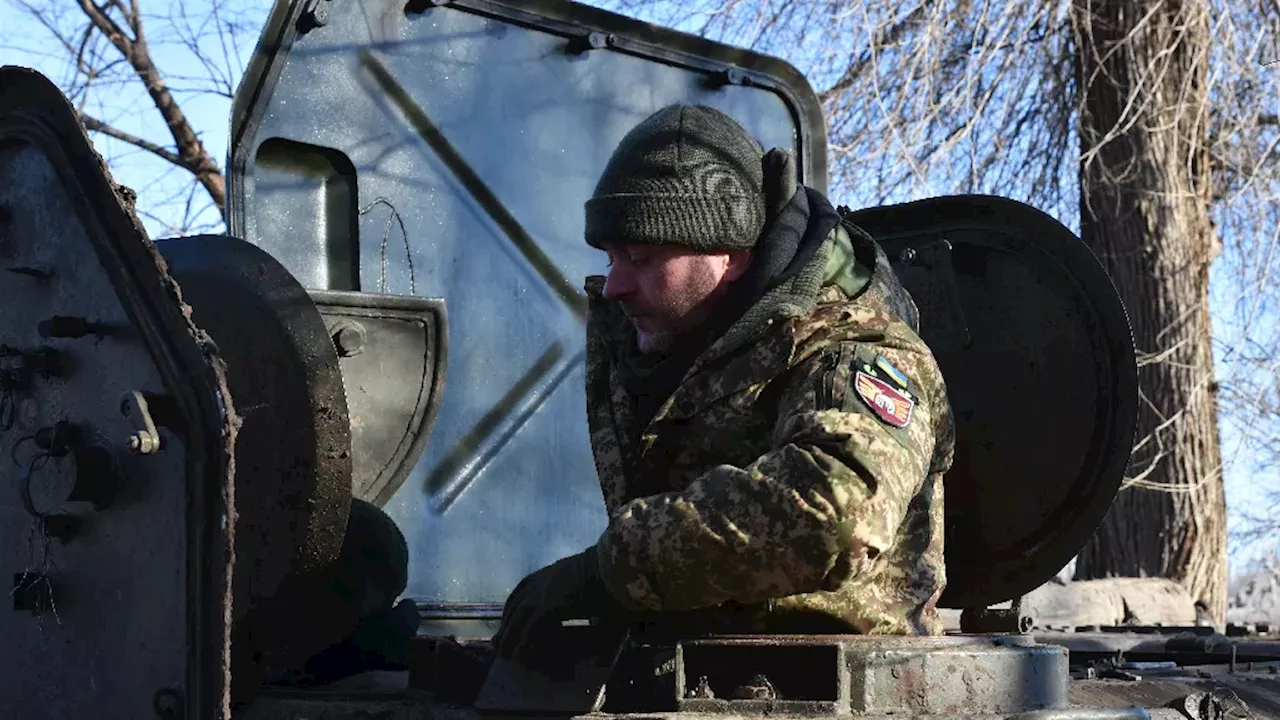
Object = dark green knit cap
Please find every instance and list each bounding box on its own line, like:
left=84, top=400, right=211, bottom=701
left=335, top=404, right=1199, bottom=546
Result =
left=584, top=104, right=766, bottom=252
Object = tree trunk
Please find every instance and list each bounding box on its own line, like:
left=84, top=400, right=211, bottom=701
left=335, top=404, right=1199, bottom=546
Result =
left=1070, top=0, right=1227, bottom=623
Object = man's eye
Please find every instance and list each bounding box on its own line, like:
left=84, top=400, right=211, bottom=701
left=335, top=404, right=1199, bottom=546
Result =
left=631, top=256, right=650, bottom=267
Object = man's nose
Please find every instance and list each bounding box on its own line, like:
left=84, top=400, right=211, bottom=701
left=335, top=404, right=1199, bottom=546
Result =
left=602, top=265, right=634, bottom=301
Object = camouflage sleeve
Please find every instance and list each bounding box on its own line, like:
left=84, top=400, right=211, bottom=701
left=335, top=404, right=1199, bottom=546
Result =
left=594, top=334, right=945, bottom=612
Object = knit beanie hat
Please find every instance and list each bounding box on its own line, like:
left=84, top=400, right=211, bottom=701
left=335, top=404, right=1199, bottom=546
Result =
left=584, top=104, right=767, bottom=251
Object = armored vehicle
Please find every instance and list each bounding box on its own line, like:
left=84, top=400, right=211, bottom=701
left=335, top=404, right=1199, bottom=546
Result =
left=1, top=0, right=1277, bottom=718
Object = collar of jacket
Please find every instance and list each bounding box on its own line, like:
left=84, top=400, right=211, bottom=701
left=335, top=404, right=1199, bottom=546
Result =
left=584, top=222, right=881, bottom=429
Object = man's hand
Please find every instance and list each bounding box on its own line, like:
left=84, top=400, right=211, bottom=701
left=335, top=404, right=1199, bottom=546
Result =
left=491, top=545, right=628, bottom=669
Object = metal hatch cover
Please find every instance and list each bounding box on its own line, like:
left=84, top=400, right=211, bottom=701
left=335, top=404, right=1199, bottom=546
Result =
left=845, top=195, right=1138, bottom=609
left=227, top=0, right=829, bottom=613
left=0, top=67, right=236, bottom=719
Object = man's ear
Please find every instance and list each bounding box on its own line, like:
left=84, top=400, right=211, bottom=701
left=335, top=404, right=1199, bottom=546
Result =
left=724, top=249, right=752, bottom=282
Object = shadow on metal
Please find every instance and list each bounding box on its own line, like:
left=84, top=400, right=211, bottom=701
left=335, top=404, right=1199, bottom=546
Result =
left=358, top=48, right=587, bottom=319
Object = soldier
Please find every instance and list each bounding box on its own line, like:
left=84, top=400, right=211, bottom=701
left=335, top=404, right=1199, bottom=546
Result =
left=492, top=104, right=955, bottom=666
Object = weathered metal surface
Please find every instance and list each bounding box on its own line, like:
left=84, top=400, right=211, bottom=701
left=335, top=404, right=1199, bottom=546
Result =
left=157, top=234, right=352, bottom=616
left=0, top=66, right=235, bottom=720
left=477, top=633, right=1065, bottom=717
left=237, top=664, right=1280, bottom=720
left=227, top=0, right=826, bottom=623
left=849, top=196, right=1138, bottom=609
left=310, top=290, right=447, bottom=507
left=156, top=234, right=361, bottom=706
left=1037, top=631, right=1280, bottom=667
left=847, top=637, right=1067, bottom=716
left=1070, top=674, right=1280, bottom=720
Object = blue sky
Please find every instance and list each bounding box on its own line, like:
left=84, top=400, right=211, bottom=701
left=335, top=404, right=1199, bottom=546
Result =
left=1, top=0, right=1274, bottom=577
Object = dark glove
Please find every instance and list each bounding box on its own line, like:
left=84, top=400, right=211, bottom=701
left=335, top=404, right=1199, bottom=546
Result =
left=491, top=545, right=627, bottom=668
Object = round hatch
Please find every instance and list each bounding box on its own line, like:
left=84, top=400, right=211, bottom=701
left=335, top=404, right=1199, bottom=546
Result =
left=846, top=195, right=1138, bottom=609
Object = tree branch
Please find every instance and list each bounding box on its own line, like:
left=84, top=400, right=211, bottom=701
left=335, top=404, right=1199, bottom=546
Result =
left=819, top=0, right=936, bottom=103
left=76, top=0, right=134, bottom=56
left=75, top=0, right=226, bottom=212
left=78, top=112, right=183, bottom=167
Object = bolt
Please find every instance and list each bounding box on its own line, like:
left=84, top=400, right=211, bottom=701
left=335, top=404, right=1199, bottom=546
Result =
left=300, top=0, right=330, bottom=30
left=129, top=432, right=159, bottom=454
left=899, top=248, right=917, bottom=265
left=333, top=323, right=366, bottom=357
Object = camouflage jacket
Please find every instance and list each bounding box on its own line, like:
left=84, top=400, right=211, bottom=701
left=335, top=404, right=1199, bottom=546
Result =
left=584, top=219, right=955, bottom=635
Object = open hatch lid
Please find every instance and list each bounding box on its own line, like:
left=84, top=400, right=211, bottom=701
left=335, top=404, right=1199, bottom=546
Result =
left=848, top=195, right=1138, bottom=609
left=226, top=0, right=828, bottom=617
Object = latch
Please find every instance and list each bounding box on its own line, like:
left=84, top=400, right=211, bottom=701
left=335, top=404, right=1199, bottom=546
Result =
left=120, top=390, right=161, bottom=454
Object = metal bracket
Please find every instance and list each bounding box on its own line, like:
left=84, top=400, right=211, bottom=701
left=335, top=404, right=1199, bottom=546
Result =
left=898, top=239, right=972, bottom=347
left=714, top=67, right=751, bottom=86
left=299, top=0, right=331, bottom=31
left=567, top=31, right=615, bottom=54
left=961, top=596, right=1034, bottom=634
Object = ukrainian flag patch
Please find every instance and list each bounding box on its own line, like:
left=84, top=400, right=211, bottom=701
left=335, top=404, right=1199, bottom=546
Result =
left=874, top=355, right=910, bottom=390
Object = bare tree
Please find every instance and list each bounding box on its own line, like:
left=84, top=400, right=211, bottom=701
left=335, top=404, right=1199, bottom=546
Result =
left=1208, top=2, right=1280, bottom=569
left=600, top=0, right=1280, bottom=622
left=1068, top=0, right=1226, bottom=620
left=2, top=0, right=266, bottom=234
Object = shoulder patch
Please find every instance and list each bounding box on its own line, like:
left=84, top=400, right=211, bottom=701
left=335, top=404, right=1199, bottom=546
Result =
left=854, top=369, right=915, bottom=429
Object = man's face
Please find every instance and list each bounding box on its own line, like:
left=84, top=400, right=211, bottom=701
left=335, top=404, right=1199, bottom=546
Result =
left=601, top=243, right=750, bottom=354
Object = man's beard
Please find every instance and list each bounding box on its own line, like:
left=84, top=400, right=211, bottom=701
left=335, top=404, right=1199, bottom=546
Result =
left=626, top=286, right=731, bottom=355
left=633, top=324, right=676, bottom=354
